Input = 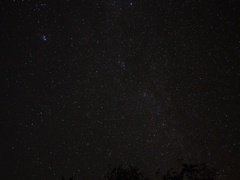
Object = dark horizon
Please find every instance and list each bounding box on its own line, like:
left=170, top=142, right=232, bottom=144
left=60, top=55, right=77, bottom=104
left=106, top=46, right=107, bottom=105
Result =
left=1, top=1, right=239, bottom=179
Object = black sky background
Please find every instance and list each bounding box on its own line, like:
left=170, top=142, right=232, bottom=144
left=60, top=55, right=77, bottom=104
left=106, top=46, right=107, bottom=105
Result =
left=1, top=0, right=240, bottom=179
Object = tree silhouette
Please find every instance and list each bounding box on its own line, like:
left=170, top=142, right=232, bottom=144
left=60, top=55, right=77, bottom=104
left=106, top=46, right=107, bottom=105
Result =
left=103, top=164, right=150, bottom=180
left=61, top=160, right=218, bottom=180
left=103, top=160, right=218, bottom=180
left=155, top=159, right=218, bottom=180
left=62, top=176, right=73, bottom=180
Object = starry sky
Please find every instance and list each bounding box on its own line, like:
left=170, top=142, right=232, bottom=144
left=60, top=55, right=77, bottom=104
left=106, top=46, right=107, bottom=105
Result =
left=1, top=0, right=240, bottom=179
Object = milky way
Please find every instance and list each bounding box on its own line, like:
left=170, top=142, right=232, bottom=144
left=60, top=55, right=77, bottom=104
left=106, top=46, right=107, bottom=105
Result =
left=1, top=1, right=239, bottom=179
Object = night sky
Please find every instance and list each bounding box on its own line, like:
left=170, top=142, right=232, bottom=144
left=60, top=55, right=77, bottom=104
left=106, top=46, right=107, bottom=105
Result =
left=1, top=1, right=240, bottom=179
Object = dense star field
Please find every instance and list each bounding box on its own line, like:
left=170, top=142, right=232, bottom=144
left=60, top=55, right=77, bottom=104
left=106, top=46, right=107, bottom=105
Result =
left=1, top=1, right=239, bottom=179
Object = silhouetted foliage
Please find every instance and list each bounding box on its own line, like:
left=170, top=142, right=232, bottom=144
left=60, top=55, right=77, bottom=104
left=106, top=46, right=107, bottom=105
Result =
left=62, top=176, right=73, bottom=180
left=104, top=164, right=150, bottom=180
left=62, top=160, right=218, bottom=180
left=156, top=159, right=218, bottom=180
